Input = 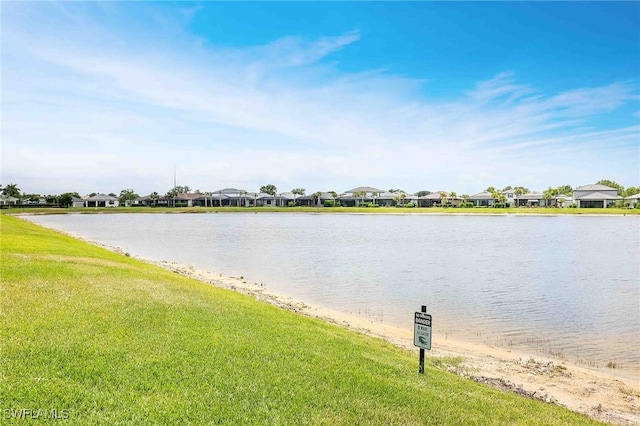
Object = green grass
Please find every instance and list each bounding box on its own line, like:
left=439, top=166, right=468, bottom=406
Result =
left=2, top=205, right=639, bottom=215
left=0, top=215, right=601, bottom=424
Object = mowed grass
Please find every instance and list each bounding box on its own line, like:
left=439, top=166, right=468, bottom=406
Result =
left=1, top=216, right=600, bottom=425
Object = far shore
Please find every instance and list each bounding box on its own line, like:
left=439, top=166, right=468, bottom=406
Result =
left=32, top=221, right=639, bottom=426
left=3, top=206, right=640, bottom=216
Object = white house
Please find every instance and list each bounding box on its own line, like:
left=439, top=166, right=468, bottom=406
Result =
left=0, top=195, right=19, bottom=206
left=573, top=184, right=620, bottom=208
left=624, top=193, right=640, bottom=207
left=71, top=197, right=85, bottom=208
left=553, top=194, right=573, bottom=207
left=83, top=194, right=119, bottom=208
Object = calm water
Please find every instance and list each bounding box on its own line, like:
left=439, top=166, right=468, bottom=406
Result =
left=26, top=213, right=640, bottom=377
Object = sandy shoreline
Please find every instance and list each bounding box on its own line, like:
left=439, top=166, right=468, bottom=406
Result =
left=119, top=251, right=639, bottom=425
left=14, top=219, right=640, bottom=425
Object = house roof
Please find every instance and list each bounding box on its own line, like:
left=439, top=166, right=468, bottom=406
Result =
left=298, top=192, right=333, bottom=200
left=469, top=191, right=493, bottom=199
left=345, top=186, right=383, bottom=194
left=519, top=192, right=544, bottom=200
left=253, top=192, right=292, bottom=200
left=574, top=184, right=618, bottom=191
left=173, top=193, right=201, bottom=201
left=377, top=191, right=398, bottom=199
left=213, top=188, right=247, bottom=195
left=197, top=193, right=229, bottom=200
left=87, top=193, right=118, bottom=201
left=421, top=191, right=449, bottom=199
left=574, top=191, right=621, bottom=200
left=625, top=193, right=640, bottom=200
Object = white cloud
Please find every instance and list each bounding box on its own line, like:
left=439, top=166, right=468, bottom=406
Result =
left=2, top=4, right=638, bottom=196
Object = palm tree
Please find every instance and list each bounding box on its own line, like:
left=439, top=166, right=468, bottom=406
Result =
left=3, top=183, right=21, bottom=198
left=151, top=191, right=159, bottom=207
left=438, top=191, right=447, bottom=207
left=371, top=191, right=379, bottom=206
left=490, top=190, right=501, bottom=207
left=449, top=191, right=457, bottom=207
left=514, top=187, right=524, bottom=208
left=542, top=188, right=555, bottom=207
left=291, top=188, right=305, bottom=207
left=558, top=197, right=566, bottom=208
left=260, top=184, right=277, bottom=207
left=312, top=191, right=323, bottom=207
left=330, top=191, right=338, bottom=207
left=461, top=194, right=470, bottom=207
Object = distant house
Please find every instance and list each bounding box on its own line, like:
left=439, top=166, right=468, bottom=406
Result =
left=207, top=188, right=252, bottom=207
left=417, top=191, right=451, bottom=207
left=254, top=192, right=278, bottom=207
left=133, top=195, right=153, bottom=207
left=171, top=193, right=201, bottom=207
left=376, top=191, right=400, bottom=207
left=339, top=186, right=383, bottom=207
left=502, top=189, right=517, bottom=206
left=553, top=194, right=573, bottom=208
left=71, top=197, right=85, bottom=208
left=0, top=195, right=19, bottom=206
left=518, top=192, right=546, bottom=207
left=84, top=194, right=119, bottom=208
left=251, top=192, right=293, bottom=207
left=573, top=184, right=620, bottom=208
left=133, top=194, right=170, bottom=207
left=624, top=193, right=640, bottom=207
left=297, top=192, right=334, bottom=207
left=468, top=191, right=495, bottom=207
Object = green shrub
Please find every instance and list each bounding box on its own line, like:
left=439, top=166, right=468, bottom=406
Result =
left=287, top=201, right=296, bottom=207
left=324, top=200, right=335, bottom=207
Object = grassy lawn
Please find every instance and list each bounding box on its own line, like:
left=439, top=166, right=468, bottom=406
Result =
left=2, top=206, right=639, bottom=215
left=1, top=215, right=601, bottom=424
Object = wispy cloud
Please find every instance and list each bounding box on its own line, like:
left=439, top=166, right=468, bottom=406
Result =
left=256, top=31, right=360, bottom=69
left=2, top=3, right=638, bottom=195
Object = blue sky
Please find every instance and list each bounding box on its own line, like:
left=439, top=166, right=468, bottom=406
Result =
left=2, top=2, right=639, bottom=196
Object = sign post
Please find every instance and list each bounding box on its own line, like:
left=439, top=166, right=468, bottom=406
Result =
left=414, top=305, right=432, bottom=374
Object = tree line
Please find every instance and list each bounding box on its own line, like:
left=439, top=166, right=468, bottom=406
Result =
left=2, top=179, right=639, bottom=208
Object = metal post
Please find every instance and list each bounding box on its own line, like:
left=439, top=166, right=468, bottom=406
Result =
left=419, top=305, right=426, bottom=374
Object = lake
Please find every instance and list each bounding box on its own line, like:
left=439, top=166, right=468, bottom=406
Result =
left=25, top=213, right=640, bottom=378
